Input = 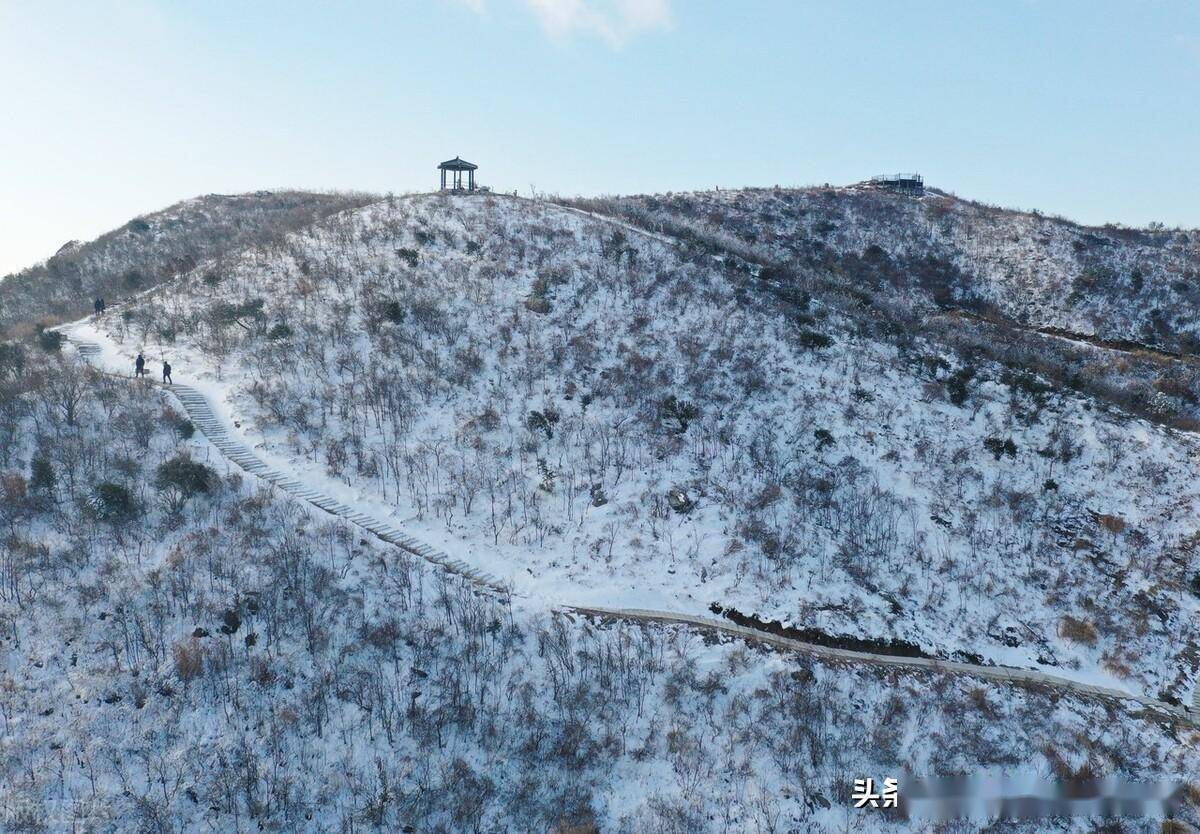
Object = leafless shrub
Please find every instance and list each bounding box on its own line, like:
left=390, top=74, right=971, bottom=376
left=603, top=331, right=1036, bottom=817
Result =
left=173, top=637, right=206, bottom=682
left=1059, top=616, right=1099, bottom=645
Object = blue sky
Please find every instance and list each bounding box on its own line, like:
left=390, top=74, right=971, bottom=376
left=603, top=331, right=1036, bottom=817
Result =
left=2, top=0, right=1198, bottom=276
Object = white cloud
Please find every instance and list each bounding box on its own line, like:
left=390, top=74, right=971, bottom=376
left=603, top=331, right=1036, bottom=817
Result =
left=455, top=0, right=672, bottom=46
left=527, top=0, right=672, bottom=44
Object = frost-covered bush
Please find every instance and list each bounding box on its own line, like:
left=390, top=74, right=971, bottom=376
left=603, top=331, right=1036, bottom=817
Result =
left=154, top=453, right=218, bottom=514
left=35, top=327, right=63, bottom=353
left=89, top=481, right=137, bottom=522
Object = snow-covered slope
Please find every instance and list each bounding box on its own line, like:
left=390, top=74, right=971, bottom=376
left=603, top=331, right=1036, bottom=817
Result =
left=563, top=185, right=1200, bottom=353
left=7, top=347, right=1196, bottom=831
left=0, top=189, right=376, bottom=338
left=80, top=192, right=1200, bottom=706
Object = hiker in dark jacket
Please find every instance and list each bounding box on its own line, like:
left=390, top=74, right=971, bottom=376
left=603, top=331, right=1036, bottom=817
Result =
left=93, top=298, right=103, bottom=315
left=99, top=297, right=106, bottom=314
left=135, top=353, right=145, bottom=378
left=162, top=360, right=172, bottom=385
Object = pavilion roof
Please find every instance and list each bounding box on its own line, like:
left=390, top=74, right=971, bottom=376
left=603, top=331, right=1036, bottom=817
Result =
left=438, top=156, right=478, bottom=171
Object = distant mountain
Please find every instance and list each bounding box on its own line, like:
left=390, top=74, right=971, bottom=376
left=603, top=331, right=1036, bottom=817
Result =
left=0, top=189, right=377, bottom=337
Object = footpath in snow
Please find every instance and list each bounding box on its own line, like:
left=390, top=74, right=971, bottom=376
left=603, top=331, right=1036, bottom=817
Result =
left=60, top=319, right=1200, bottom=725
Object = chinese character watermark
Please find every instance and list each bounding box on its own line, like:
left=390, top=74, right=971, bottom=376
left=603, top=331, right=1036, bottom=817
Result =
left=853, top=777, right=899, bottom=809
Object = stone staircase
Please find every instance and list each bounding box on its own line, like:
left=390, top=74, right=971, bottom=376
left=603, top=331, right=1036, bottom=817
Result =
left=68, top=337, right=509, bottom=595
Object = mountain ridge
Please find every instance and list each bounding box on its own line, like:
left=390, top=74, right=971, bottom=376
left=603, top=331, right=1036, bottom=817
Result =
left=0, top=189, right=378, bottom=338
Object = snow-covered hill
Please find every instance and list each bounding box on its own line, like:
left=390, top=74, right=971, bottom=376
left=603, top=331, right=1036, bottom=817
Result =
left=0, top=189, right=376, bottom=338
left=79, top=192, right=1200, bottom=706
left=5, top=185, right=1200, bottom=830
left=561, top=188, right=1200, bottom=438
left=6, top=346, right=1196, bottom=831
left=564, top=184, right=1200, bottom=353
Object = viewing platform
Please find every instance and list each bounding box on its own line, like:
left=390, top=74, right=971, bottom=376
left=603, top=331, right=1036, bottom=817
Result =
left=871, top=173, right=924, bottom=195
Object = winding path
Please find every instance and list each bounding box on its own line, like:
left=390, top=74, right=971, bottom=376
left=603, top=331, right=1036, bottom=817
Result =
left=70, top=338, right=508, bottom=594
left=67, top=336, right=1200, bottom=724
left=64, top=305, right=1200, bottom=729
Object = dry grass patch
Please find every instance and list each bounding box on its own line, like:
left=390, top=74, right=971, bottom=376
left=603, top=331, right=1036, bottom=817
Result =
left=1059, top=616, right=1099, bottom=645
left=173, top=637, right=206, bottom=682
left=1092, top=512, right=1127, bottom=535
left=1099, top=649, right=1132, bottom=678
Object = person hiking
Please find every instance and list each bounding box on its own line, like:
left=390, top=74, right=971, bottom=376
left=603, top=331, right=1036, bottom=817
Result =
left=162, top=360, right=172, bottom=385
left=98, top=297, right=106, bottom=314
left=135, top=353, right=145, bottom=378
left=93, top=298, right=103, bottom=315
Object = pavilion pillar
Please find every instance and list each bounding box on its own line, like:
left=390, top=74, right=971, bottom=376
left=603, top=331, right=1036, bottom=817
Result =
left=437, top=158, right=478, bottom=192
